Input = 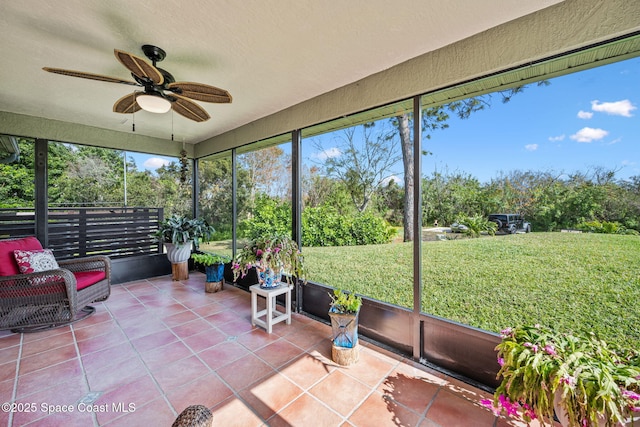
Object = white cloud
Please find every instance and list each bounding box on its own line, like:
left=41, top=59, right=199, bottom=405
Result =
left=525, top=144, right=538, bottom=152
left=577, top=110, right=593, bottom=119
left=314, top=147, right=341, bottom=160
left=382, top=175, right=401, bottom=185
left=548, top=134, right=565, bottom=142
left=621, top=159, right=636, bottom=166
left=570, top=127, right=609, bottom=143
left=591, top=99, right=636, bottom=117
left=144, top=157, right=171, bottom=169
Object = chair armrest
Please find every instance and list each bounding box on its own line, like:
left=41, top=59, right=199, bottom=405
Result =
left=58, top=255, right=111, bottom=278
left=0, top=268, right=78, bottom=308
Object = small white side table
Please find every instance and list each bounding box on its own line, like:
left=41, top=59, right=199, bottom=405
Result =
left=250, top=284, right=292, bottom=333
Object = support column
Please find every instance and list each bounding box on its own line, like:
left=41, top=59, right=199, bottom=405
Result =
left=34, top=139, right=48, bottom=246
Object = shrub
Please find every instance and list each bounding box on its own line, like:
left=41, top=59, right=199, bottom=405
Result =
left=576, top=219, right=639, bottom=235
left=302, top=205, right=351, bottom=246
left=241, top=198, right=394, bottom=247
left=453, top=213, right=497, bottom=237
left=351, top=211, right=395, bottom=245
left=240, top=195, right=291, bottom=239
left=302, top=204, right=393, bottom=246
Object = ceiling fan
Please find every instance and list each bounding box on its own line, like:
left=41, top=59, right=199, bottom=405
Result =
left=43, top=45, right=232, bottom=122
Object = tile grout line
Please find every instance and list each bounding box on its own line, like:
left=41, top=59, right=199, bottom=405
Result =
left=166, top=281, right=272, bottom=425
left=69, top=321, right=100, bottom=426
left=7, top=332, right=24, bottom=427
left=102, top=280, right=181, bottom=421
left=340, top=354, right=404, bottom=423
left=120, top=278, right=266, bottom=422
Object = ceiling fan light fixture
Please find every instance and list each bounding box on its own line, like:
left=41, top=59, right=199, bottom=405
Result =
left=137, top=94, right=171, bottom=113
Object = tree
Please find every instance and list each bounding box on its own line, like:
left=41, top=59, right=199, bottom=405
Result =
left=392, top=84, right=547, bottom=241
left=198, top=156, right=236, bottom=237
left=156, top=162, right=192, bottom=217
left=0, top=139, right=35, bottom=208
left=423, top=170, right=489, bottom=226
left=373, top=179, right=404, bottom=226
left=238, top=146, right=289, bottom=205
left=319, top=123, right=401, bottom=212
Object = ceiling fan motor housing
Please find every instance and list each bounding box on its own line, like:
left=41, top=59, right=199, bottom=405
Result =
left=141, top=45, right=166, bottom=65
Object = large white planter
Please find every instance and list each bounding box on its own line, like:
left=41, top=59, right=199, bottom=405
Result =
left=165, top=242, right=192, bottom=263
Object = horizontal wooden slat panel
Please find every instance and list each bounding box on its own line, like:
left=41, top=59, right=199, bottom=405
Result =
left=0, top=209, right=36, bottom=238
left=0, top=207, right=163, bottom=260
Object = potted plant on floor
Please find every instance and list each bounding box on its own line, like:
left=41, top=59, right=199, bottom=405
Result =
left=232, top=234, right=306, bottom=289
left=482, top=324, right=640, bottom=426
left=191, top=252, right=230, bottom=293
left=153, top=214, right=216, bottom=281
left=328, top=288, right=362, bottom=366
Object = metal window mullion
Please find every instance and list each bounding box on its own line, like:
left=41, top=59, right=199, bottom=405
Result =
left=232, top=148, right=238, bottom=258
left=412, top=95, right=423, bottom=361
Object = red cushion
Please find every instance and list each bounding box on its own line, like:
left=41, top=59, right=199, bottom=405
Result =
left=73, top=271, right=106, bottom=291
left=0, top=237, right=43, bottom=276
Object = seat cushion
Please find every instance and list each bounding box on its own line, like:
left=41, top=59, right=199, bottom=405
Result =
left=13, top=249, right=59, bottom=274
left=0, top=237, right=43, bottom=276
left=73, top=271, right=106, bottom=291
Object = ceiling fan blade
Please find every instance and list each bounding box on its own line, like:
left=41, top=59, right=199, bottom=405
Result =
left=113, top=92, right=142, bottom=114
left=167, top=82, right=232, bottom=103
left=43, top=67, right=138, bottom=86
left=171, top=94, right=210, bottom=122
left=114, top=49, right=163, bottom=85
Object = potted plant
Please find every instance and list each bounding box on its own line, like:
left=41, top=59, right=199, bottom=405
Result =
left=153, top=214, right=216, bottom=280
left=482, top=325, right=640, bottom=426
left=328, top=288, right=362, bottom=366
left=191, top=252, right=230, bottom=293
left=232, top=234, right=306, bottom=289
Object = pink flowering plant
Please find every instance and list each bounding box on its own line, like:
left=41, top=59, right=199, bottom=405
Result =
left=232, top=234, right=306, bottom=285
left=483, top=325, right=640, bottom=426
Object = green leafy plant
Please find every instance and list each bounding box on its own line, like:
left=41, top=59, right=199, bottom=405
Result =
left=483, top=325, right=640, bottom=426
left=576, top=220, right=640, bottom=235
left=301, top=204, right=394, bottom=246
left=191, top=252, right=230, bottom=266
left=328, top=289, right=362, bottom=314
left=232, top=234, right=306, bottom=285
left=453, top=213, right=497, bottom=237
left=153, top=214, right=216, bottom=245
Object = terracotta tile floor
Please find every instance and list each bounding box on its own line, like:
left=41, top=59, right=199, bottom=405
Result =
left=0, top=273, right=536, bottom=426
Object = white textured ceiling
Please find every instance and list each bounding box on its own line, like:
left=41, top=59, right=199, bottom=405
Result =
left=0, top=0, right=563, bottom=145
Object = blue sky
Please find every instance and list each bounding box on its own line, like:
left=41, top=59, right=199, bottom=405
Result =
left=423, top=56, right=640, bottom=183
left=129, top=56, right=640, bottom=185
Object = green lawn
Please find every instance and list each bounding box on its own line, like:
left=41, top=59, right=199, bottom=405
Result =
left=302, top=232, right=640, bottom=349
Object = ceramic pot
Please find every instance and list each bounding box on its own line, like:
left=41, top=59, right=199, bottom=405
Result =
left=165, top=242, right=192, bottom=263
left=205, top=263, right=225, bottom=282
left=256, top=266, right=282, bottom=288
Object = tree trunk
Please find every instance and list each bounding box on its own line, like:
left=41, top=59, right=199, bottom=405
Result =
left=397, top=114, right=414, bottom=242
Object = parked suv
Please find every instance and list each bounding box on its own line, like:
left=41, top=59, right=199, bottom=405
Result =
left=488, top=213, right=531, bottom=234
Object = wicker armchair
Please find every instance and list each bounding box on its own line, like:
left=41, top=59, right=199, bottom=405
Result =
left=0, top=237, right=111, bottom=332
left=172, top=405, right=213, bottom=427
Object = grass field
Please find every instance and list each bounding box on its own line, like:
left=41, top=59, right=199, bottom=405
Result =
left=301, top=232, right=640, bottom=349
